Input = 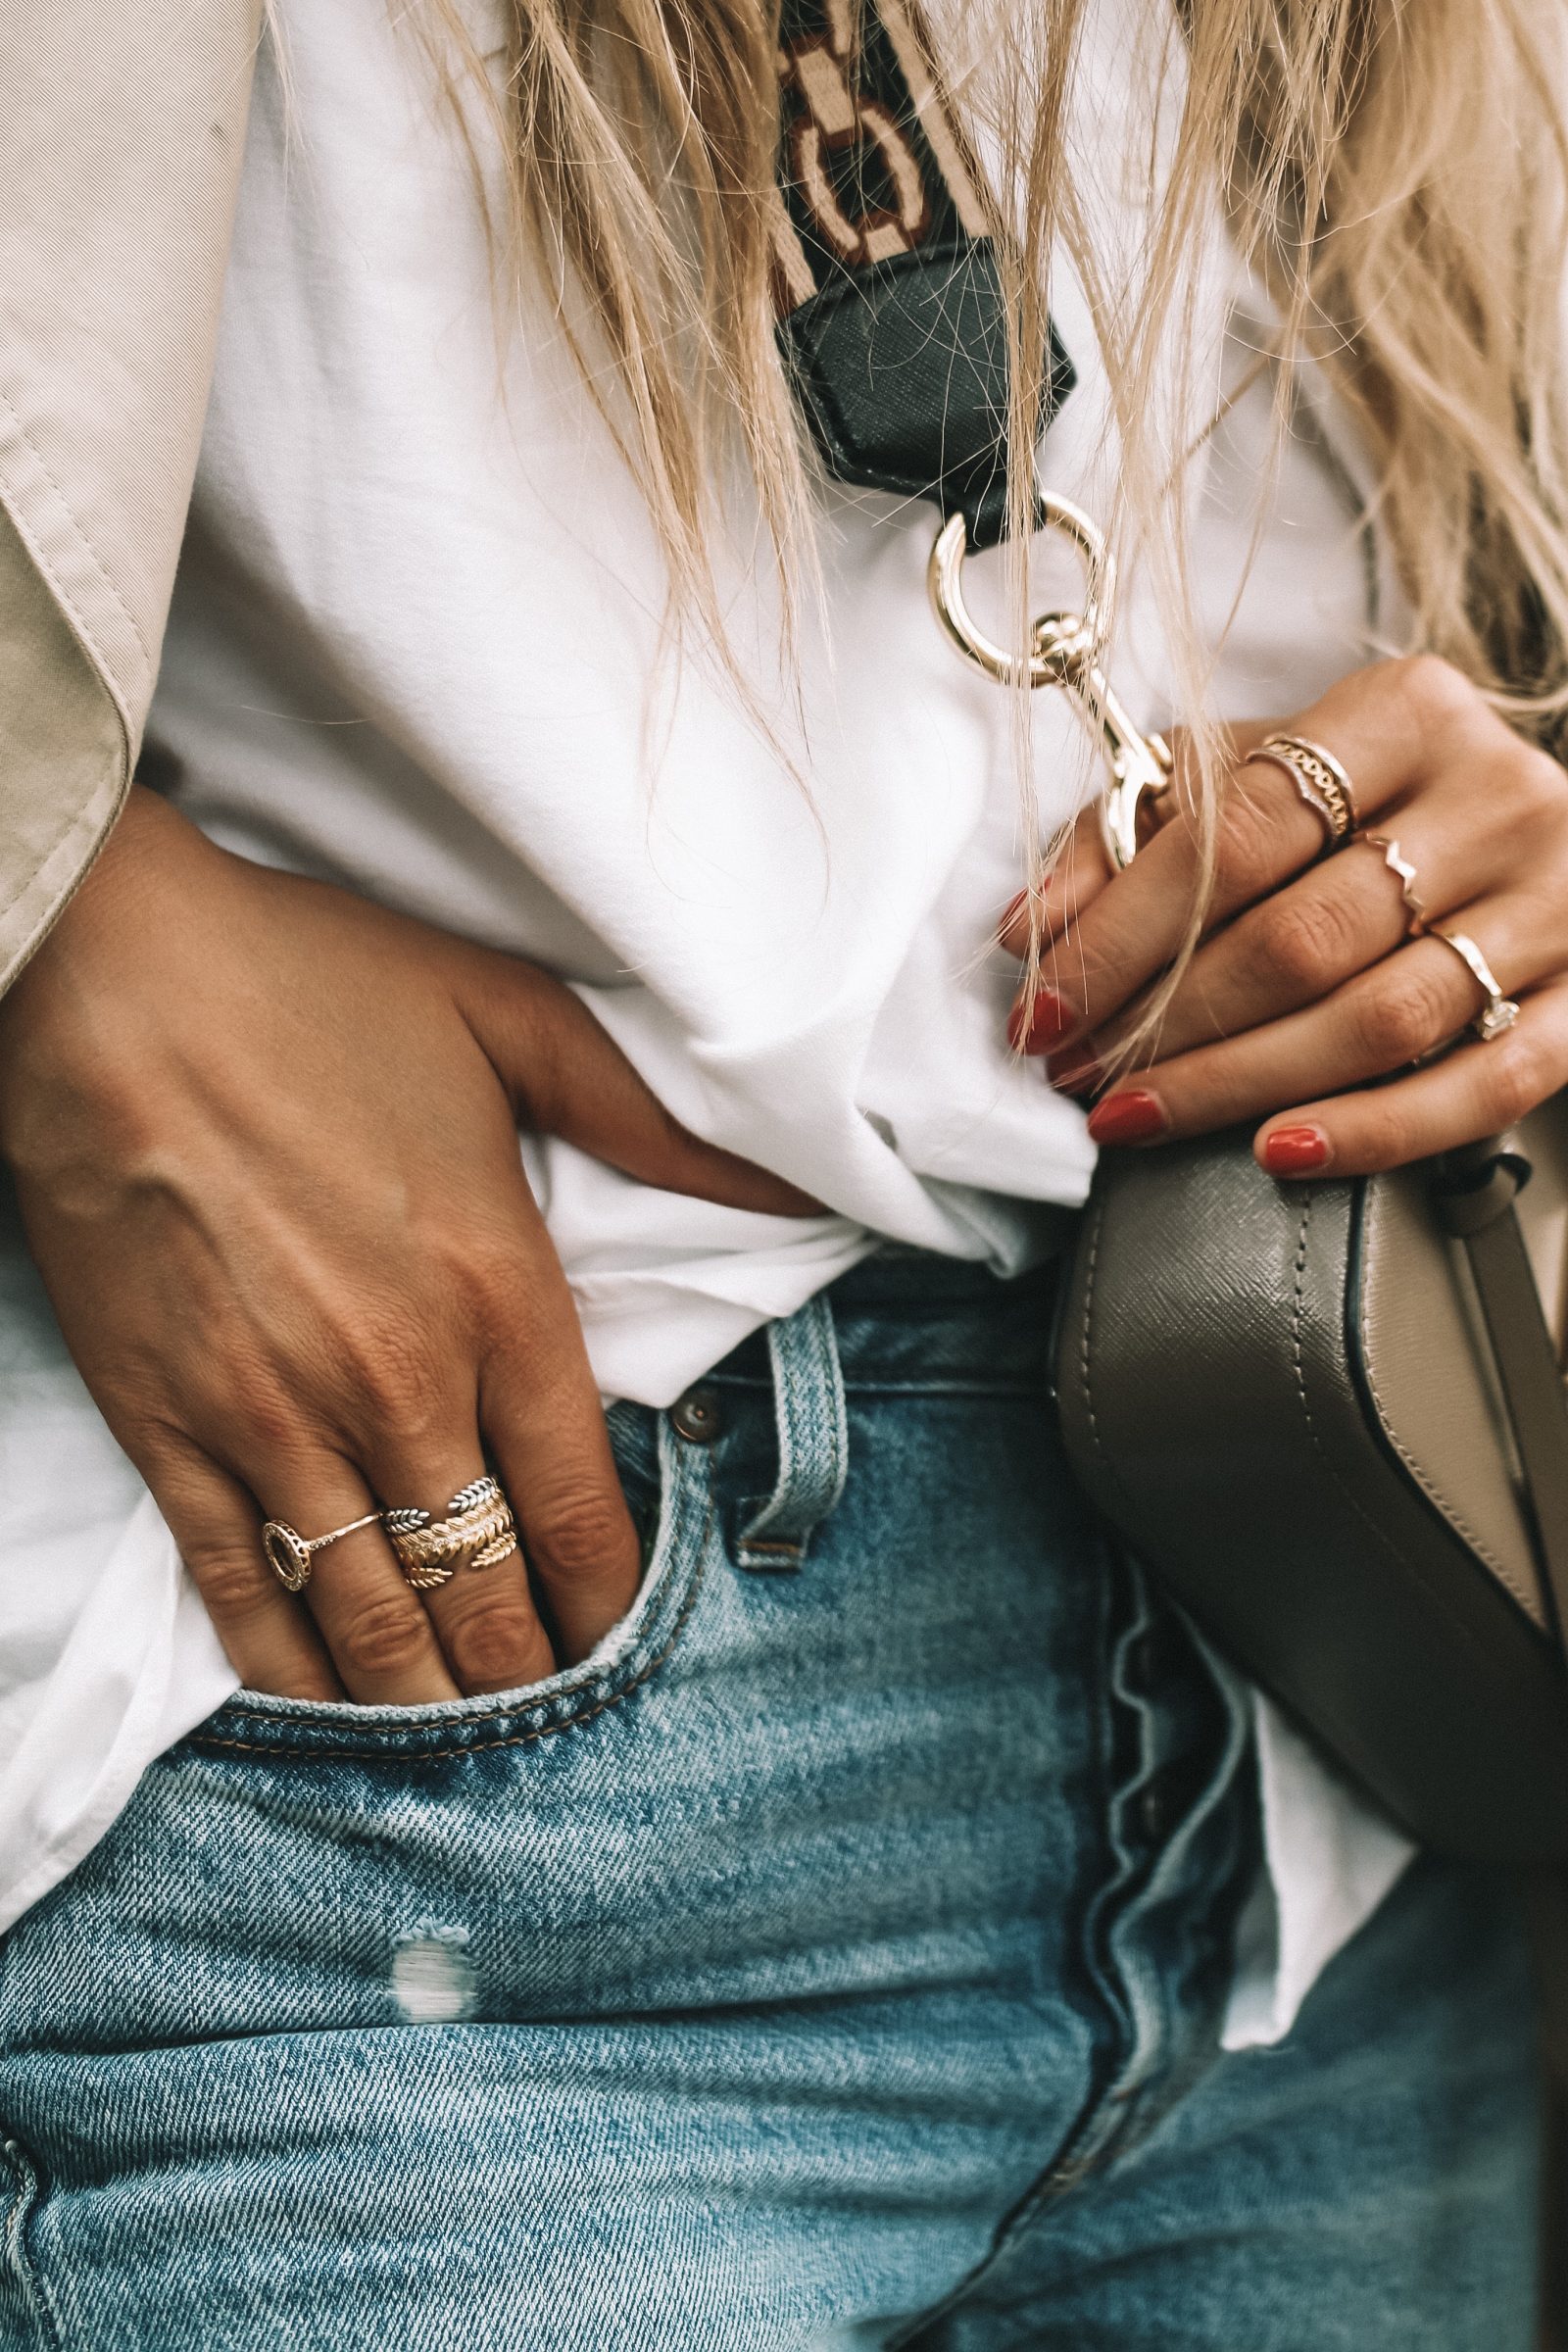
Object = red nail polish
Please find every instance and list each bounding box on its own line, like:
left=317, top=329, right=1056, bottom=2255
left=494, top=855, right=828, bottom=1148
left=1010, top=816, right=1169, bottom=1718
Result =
left=1262, top=1125, right=1330, bottom=1176
left=1088, top=1090, right=1168, bottom=1146
left=1047, top=1045, right=1102, bottom=1097
left=1007, top=988, right=1077, bottom=1055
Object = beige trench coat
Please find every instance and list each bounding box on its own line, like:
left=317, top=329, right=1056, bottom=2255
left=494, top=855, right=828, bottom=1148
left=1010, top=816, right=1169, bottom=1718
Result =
left=0, top=1, right=262, bottom=994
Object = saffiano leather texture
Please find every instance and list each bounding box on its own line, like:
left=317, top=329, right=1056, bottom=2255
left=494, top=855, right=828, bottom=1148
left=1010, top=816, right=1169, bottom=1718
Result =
left=1054, top=1118, right=1568, bottom=1862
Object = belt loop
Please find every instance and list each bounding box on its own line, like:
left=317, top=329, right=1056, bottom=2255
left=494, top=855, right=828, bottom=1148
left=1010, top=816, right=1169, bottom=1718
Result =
left=735, top=1292, right=849, bottom=1572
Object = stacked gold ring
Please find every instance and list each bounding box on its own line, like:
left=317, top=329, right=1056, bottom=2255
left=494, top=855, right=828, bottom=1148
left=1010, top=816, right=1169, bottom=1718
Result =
left=1244, top=733, right=1359, bottom=857
left=383, top=1476, right=519, bottom=1591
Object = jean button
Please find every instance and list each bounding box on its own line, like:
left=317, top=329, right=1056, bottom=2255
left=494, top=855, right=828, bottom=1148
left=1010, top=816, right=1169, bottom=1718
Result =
left=670, top=1384, right=723, bottom=1444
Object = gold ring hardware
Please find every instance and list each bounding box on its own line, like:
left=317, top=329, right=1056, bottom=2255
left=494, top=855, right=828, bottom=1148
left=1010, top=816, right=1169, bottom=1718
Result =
left=927, top=498, right=1175, bottom=872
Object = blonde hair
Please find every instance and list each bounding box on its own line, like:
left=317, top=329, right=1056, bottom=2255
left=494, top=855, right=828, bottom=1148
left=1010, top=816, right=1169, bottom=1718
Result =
left=416, top=0, right=1568, bottom=981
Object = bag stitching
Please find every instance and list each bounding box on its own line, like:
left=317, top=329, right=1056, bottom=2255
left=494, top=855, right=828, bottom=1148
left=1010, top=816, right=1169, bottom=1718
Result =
left=1076, top=1192, right=1109, bottom=1463
left=0, top=389, right=152, bottom=690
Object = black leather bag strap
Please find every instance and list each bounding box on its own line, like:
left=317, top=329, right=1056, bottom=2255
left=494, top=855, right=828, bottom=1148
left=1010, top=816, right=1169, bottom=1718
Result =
left=772, top=0, right=1073, bottom=550
left=1434, top=1142, right=1568, bottom=1662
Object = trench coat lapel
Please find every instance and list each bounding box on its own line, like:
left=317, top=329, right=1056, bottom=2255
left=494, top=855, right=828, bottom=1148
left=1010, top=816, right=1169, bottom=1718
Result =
left=0, top=0, right=261, bottom=987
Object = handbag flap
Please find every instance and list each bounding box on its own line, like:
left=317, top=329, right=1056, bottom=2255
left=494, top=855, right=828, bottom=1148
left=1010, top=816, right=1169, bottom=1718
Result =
left=1358, top=1168, right=1549, bottom=1630
left=1358, top=1094, right=1568, bottom=1638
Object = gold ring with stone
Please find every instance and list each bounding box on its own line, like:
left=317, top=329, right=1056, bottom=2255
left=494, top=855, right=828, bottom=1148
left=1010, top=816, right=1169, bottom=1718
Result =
left=1433, top=929, right=1521, bottom=1044
left=1243, top=734, right=1359, bottom=858
left=383, top=1476, right=519, bottom=1592
left=262, top=1510, right=384, bottom=1594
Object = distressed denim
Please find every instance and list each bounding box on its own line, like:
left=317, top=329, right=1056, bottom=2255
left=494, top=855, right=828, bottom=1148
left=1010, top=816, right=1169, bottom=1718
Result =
left=0, top=1252, right=1541, bottom=2349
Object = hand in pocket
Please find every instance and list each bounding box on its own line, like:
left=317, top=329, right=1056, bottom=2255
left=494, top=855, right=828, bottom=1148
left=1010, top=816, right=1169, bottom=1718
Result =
left=0, top=788, right=814, bottom=1703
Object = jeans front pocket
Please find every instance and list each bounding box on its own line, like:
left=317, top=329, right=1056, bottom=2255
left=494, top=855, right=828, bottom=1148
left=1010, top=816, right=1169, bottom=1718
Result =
left=186, top=1409, right=712, bottom=1766
left=0, top=1413, right=718, bottom=2057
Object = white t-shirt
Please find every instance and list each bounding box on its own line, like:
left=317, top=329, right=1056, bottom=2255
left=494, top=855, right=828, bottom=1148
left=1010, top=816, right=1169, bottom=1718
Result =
left=0, top=0, right=1411, bottom=2039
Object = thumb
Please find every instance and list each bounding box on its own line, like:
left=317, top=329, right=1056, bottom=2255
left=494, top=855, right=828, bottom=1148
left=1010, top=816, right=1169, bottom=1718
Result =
left=451, top=949, right=821, bottom=1219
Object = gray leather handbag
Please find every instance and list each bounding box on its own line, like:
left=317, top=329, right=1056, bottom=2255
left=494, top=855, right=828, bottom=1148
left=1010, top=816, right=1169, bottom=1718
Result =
left=767, top=0, right=1568, bottom=1873
left=1054, top=1105, right=1568, bottom=1861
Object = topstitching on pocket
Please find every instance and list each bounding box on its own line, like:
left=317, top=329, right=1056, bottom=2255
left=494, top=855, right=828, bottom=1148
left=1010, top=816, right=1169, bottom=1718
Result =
left=184, top=1415, right=711, bottom=1765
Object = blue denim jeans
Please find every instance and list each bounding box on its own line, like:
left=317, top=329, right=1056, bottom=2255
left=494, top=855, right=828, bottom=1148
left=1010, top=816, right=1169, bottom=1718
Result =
left=0, top=1253, right=1541, bottom=2348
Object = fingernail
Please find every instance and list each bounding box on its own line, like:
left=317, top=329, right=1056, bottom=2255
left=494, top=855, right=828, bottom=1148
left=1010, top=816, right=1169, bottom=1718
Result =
left=1047, top=1044, right=1102, bottom=1097
left=1088, top=1090, right=1168, bottom=1146
left=1262, top=1125, right=1331, bottom=1176
left=1007, top=988, right=1076, bottom=1055
left=998, top=889, right=1030, bottom=939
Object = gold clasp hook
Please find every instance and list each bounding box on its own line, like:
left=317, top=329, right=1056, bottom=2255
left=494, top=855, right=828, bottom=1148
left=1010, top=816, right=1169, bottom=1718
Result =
left=927, top=496, right=1174, bottom=870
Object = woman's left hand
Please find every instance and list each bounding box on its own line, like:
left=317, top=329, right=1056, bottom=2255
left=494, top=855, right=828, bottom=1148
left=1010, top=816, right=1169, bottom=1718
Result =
left=1001, top=656, right=1568, bottom=1176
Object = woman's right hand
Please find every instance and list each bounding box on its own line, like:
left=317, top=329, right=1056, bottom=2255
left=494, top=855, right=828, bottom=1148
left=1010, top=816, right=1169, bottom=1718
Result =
left=0, top=787, right=812, bottom=1705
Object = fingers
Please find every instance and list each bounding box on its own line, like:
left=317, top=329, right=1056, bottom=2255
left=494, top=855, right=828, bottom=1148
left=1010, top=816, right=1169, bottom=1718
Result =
left=147, top=1436, right=345, bottom=1701
left=162, top=1314, right=635, bottom=1704
left=174, top=1375, right=567, bottom=1704
left=1069, top=777, right=1535, bottom=1075
left=478, top=1246, right=643, bottom=1670
left=998, top=802, right=1113, bottom=956
left=355, top=1418, right=557, bottom=1698
left=1000, top=815, right=1117, bottom=1055
left=172, top=1162, right=635, bottom=1702
left=1004, top=661, right=1524, bottom=1051
left=251, top=1452, right=462, bottom=1705
left=1019, top=748, right=1341, bottom=1045
left=451, top=951, right=820, bottom=1217
left=999, top=721, right=1281, bottom=965
left=1249, top=978, right=1568, bottom=1180
left=1079, top=901, right=1536, bottom=1145
left=1000, top=723, right=1281, bottom=1053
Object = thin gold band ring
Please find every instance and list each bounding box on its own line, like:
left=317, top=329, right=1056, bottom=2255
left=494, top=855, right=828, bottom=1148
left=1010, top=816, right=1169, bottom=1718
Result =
left=262, top=1510, right=383, bottom=1594
left=1359, top=833, right=1430, bottom=939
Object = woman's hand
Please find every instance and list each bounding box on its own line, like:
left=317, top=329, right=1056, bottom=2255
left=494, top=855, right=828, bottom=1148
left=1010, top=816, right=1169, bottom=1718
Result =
left=1001, top=657, right=1568, bottom=1175
left=0, top=787, right=812, bottom=1705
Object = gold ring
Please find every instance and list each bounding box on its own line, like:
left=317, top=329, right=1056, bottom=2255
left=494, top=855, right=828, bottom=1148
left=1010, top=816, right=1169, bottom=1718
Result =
left=384, top=1476, right=519, bottom=1592
left=262, top=1510, right=383, bottom=1593
left=1433, top=930, right=1521, bottom=1043
left=1244, top=734, right=1358, bottom=857
left=1358, top=832, right=1430, bottom=938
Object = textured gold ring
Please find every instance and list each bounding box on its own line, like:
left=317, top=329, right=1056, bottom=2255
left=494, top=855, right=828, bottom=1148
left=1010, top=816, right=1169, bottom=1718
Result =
left=384, top=1477, right=519, bottom=1592
left=1433, top=929, right=1521, bottom=1044
left=262, top=1510, right=384, bottom=1594
left=1244, top=733, right=1358, bottom=858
